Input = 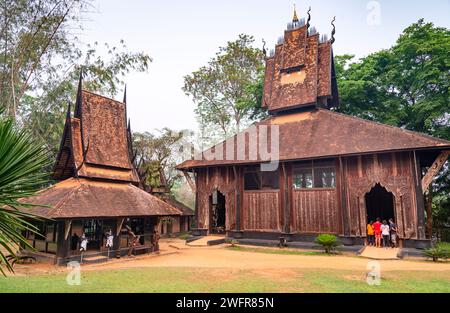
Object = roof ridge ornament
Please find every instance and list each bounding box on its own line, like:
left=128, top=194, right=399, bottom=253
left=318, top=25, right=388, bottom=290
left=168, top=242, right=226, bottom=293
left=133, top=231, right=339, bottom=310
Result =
left=331, top=16, right=336, bottom=44
left=74, top=67, right=84, bottom=118
left=306, top=6, right=311, bottom=30
left=262, top=39, right=267, bottom=57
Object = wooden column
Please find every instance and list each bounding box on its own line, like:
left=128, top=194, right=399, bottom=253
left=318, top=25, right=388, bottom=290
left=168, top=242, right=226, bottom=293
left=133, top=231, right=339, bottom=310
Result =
left=281, top=163, right=291, bottom=234
left=233, top=166, right=241, bottom=231
left=194, top=169, right=199, bottom=229
left=339, top=157, right=350, bottom=236
left=412, top=151, right=426, bottom=240
left=56, top=220, right=70, bottom=261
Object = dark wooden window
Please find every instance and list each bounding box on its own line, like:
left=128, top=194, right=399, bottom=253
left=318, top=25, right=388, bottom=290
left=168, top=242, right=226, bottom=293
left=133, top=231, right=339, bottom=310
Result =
left=293, top=159, right=336, bottom=189
left=244, top=166, right=280, bottom=190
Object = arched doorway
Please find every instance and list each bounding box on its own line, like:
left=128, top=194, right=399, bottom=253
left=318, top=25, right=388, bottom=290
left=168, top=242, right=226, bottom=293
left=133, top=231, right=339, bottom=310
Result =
left=209, top=190, right=226, bottom=234
left=365, top=183, right=395, bottom=223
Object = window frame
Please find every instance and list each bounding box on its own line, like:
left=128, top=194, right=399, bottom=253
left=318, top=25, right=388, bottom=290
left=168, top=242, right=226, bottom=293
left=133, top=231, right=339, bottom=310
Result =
left=292, top=159, right=336, bottom=190
left=243, top=166, right=280, bottom=191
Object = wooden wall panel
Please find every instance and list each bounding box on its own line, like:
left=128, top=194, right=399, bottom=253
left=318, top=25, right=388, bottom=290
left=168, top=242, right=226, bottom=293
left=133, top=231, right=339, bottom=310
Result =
left=344, top=152, right=417, bottom=239
left=292, top=189, right=339, bottom=234
left=242, top=191, right=281, bottom=232
left=196, top=167, right=236, bottom=231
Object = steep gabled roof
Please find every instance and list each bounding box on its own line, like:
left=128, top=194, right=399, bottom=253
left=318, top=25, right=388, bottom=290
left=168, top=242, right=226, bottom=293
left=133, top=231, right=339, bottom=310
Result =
left=20, top=178, right=181, bottom=219
left=177, top=108, right=450, bottom=169
left=54, top=89, right=139, bottom=183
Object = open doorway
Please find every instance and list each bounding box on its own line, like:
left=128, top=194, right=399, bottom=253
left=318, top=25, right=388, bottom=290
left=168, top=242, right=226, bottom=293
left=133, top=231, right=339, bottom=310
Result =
left=365, top=183, right=395, bottom=223
left=210, top=190, right=226, bottom=234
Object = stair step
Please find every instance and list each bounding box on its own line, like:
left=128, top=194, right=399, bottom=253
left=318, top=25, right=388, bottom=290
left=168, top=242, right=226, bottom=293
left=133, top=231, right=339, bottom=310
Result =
left=81, top=255, right=109, bottom=264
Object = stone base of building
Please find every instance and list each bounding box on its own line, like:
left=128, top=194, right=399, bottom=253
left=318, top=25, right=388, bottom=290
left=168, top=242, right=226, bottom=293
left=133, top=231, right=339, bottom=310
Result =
left=225, top=231, right=431, bottom=249
left=191, top=228, right=208, bottom=236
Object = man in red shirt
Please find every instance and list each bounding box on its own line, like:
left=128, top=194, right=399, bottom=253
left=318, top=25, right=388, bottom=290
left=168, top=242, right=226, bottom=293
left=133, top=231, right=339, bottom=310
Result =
left=372, top=218, right=382, bottom=248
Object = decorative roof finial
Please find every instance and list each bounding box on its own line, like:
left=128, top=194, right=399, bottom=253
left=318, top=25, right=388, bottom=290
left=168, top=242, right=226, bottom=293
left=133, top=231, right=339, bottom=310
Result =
left=306, top=6, right=312, bottom=30
left=262, top=39, right=267, bottom=57
left=123, top=85, right=127, bottom=104
left=74, top=67, right=84, bottom=118
left=331, top=16, right=336, bottom=44
left=292, top=4, right=299, bottom=23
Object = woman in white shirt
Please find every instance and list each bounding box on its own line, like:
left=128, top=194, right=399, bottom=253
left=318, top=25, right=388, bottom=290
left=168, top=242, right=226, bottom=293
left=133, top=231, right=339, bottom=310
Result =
left=380, top=220, right=390, bottom=248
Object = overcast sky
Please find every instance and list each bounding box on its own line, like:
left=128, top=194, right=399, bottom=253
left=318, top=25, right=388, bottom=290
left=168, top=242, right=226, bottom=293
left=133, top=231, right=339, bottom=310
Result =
left=80, top=0, right=450, bottom=133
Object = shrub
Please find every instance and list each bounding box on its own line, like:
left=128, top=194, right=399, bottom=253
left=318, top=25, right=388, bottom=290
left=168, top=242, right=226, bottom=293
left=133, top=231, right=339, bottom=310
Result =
left=424, top=243, right=450, bottom=262
left=314, top=234, right=341, bottom=254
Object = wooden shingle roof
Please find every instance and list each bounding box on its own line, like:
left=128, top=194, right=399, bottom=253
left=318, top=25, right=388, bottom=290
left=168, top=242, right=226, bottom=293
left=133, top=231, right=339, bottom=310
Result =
left=177, top=108, right=450, bottom=169
left=21, top=178, right=182, bottom=219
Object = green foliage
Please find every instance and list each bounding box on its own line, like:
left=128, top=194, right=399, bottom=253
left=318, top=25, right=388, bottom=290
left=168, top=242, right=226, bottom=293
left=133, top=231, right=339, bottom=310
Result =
left=0, top=110, right=51, bottom=275
left=183, top=34, right=267, bottom=144
left=314, top=234, right=341, bottom=254
left=133, top=128, right=187, bottom=190
left=0, top=0, right=152, bottom=172
left=423, top=244, right=450, bottom=262
left=336, top=19, right=449, bottom=138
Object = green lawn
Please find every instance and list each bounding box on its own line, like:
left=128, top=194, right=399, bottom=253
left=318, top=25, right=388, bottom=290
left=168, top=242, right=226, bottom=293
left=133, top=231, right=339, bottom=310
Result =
left=1, top=267, right=449, bottom=293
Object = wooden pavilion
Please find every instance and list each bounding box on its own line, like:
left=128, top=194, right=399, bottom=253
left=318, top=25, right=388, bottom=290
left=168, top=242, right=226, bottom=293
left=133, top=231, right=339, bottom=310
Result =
left=177, top=10, right=450, bottom=248
left=19, top=76, right=183, bottom=264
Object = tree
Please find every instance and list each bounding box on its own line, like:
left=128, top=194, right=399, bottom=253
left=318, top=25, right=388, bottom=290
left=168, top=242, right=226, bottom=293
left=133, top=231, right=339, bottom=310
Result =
left=0, top=109, right=50, bottom=275
left=0, top=0, right=152, bottom=169
left=336, top=19, right=449, bottom=138
left=335, top=19, right=450, bottom=239
left=0, top=0, right=91, bottom=118
left=183, top=34, right=267, bottom=144
left=133, top=128, right=187, bottom=191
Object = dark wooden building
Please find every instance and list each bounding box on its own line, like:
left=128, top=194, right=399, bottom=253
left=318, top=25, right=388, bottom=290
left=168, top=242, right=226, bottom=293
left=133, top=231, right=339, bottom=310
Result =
left=19, top=78, right=185, bottom=264
left=177, top=10, right=450, bottom=248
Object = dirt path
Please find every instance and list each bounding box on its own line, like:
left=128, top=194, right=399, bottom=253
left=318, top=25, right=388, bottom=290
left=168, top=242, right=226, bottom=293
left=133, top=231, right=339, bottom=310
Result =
left=9, top=239, right=450, bottom=276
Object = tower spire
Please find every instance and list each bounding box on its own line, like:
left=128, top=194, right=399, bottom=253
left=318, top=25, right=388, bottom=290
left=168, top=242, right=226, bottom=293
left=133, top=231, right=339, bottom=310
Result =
left=292, top=4, right=299, bottom=23
left=123, top=85, right=127, bottom=104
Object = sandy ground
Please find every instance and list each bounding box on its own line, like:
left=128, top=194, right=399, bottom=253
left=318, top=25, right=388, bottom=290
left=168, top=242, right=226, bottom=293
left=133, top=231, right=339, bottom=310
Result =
left=6, top=238, right=450, bottom=277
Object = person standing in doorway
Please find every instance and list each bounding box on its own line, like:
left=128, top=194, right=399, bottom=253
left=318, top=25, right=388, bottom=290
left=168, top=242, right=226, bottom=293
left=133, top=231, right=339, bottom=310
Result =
left=373, top=218, right=382, bottom=248
left=389, top=218, right=398, bottom=248
left=367, top=221, right=375, bottom=246
left=381, top=220, right=390, bottom=248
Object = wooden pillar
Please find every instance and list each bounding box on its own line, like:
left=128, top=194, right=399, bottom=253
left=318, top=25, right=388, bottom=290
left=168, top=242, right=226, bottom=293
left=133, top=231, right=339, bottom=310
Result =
left=114, top=217, right=124, bottom=257
left=412, top=151, right=426, bottom=240
left=281, top=163, right=291, bottom=234
left=194, top=169, right=199, bottom=229
left=56, top=220, right=70, bottom=262
left=233, top=166, right=241, bottom=231
left=339, top=157, right=350, bottom=236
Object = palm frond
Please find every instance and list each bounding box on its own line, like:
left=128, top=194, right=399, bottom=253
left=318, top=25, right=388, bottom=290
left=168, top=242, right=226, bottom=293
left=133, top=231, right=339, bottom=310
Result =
left=0, top=111, right=51, bottom=275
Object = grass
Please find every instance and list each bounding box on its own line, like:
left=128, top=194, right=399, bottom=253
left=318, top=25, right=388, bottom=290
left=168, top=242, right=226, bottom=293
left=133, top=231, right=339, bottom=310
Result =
left=1, top=267, right=449, bottom=293
left=227, top=245, right=325, bottom=256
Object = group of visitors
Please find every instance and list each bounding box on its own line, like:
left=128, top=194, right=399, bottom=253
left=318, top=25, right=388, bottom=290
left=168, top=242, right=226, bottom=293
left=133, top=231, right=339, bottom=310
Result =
left=367, top=218, right=397, bottom=248
left=71, top=228, right=161, bottom=254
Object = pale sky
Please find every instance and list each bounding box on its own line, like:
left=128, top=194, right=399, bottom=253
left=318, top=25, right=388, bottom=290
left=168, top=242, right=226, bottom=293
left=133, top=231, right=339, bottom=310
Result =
left=80, top=0, right=450, bottom=133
